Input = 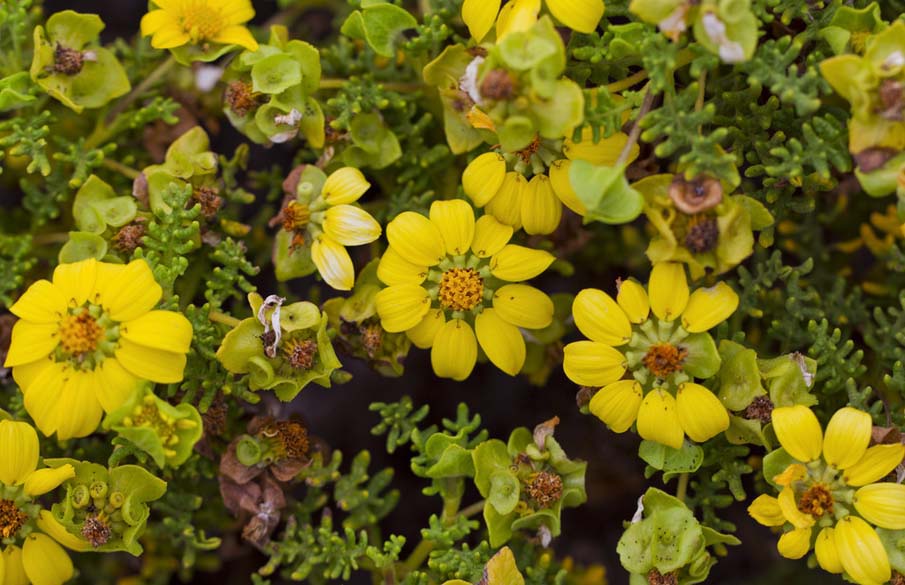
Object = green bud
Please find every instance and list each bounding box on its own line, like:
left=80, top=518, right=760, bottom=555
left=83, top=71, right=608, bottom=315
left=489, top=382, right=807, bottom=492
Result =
left=89, top=480, right=108, bottom=499
left=236, top=435, right=264, bottom=466
left=71, top=484, right=90, bottom=509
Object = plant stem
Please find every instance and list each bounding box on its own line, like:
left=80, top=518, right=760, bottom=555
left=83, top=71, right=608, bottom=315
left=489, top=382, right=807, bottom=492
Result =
left=318, top=78, right=423, bottom=92
left=105, top=55, right=177, bottom=124
left=676, top=472, right=689, bottom=503
left=615, top=87, right=656, bottom=167
left=458, top=499, right=485, bottom=519
left=209, top=310, right=241, bottom=327
left=102, top=158, right=141, bottom=180
left=605, top=69, right=649, bottom=93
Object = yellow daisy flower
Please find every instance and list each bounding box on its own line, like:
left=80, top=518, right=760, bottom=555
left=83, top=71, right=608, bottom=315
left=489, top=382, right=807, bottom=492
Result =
left=563, top=262, right=738, bottom=449
left=462, top=129, right=639, bottom=234
left=462, top=0, right=604, bottom=42
left=3, top=259, right=193, bottom=439
left=0, top=419, right=84, bottom=585
left=747, top=406, right=905, bottom=585
left=140, top=0, right=259, bottom=52
left=375, top=199, right=555, bottom=380
left=276, top=166, right=382, bottom=291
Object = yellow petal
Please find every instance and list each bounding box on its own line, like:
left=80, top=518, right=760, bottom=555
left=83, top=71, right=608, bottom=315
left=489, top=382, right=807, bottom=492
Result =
left=472, top=215, right=513, bottom=258
left=815, top=527, right=843, bottom=574
left=545, top=0, right=603, bottom=33
left=375, top=284, right=431, bottom=332
left=322, top=167, right=370, bottom=205
left=572, top=288, right=632, bottom=345
left=823, top=407, right=872, bottom=470
left=221, top=0, right=256, bottom=24
left=12, top=358, right=52, bottom=392
left=588, top=379, right=642, bottom=433
left=636, top=389, right=684, bottom=450
left=648, top=262, right=688, bottom=322
left=3, top=545, right=29, bottom=585
left=492, top=284, right=554, bottom=329
left=430, top=199, right=475, bottom=256
left=844, top=444, right=905, bottom=487
left=386, top=211, right=446, bottom=266
left=150, top=27, right=191, bottom=49
left=771, top=405, right=823, bottom=463
left=140, top=9, right=174, bottom=35
left=0, top=420, right=39, bottom=485
left=563, top=129, right=633, bottom=165
left=22, top=533, right=73, bottom=585
left=211, top=24, right=259, bottom=51
left=675, top=382, right=729, bottom=443
left=431, top=319, right=477, bottom=381
left=681, top=282, right=739, bottom=333
left=36, top=511, right=92, bottom=553
left=475, top=308, right=525, bottom=376
left=115, top=338, right=187, bottom=384
left=312, top=235, right=355, bottom=291
left=521, top=174, right=562, bottom=235
left=463, top=152, right=506, bottom=207
left=496, top=0, right=540, bottom=39
left=23, top=465, right=74, bottom=497
left=854, top=483, right=905, bottom=530
left=23, top=362, right=68, bottom=438
left=96, top=259, right=162, bottom=322
left=490, top=245, right=554, bottom=281
left=486, top=172, right=525, bottom=228
left=462, top=0, right=502, bottom=41
left=548, top=159, right=587, bottom=215
left=52, top=258, right=98, bottom=307
left=4, top=321, right=59, bottom=367
left=322, top=205, right=382, bottom=247
left=406, top=308, right=445, bottom=349
left=9, top=280, right=67, bottom=323
left=778, top=485, right=815, bottom=529
left=616, top=278, right=649, bottom=324
left=54, top=371, right=103, bottom=440
left=377, top=247, right=428, bottom=286
left=94, top=358, right=140, bottom=413
left=777, top=527, right=812, bottom=560
left=773, top=463, right=808, bottom=487
left=747, top=494, right=785, bottom=527
left=834, top=516, right=891, bottom=585
left=562, top=341, right=626, bottom=386
left=121, top=310, right=193, bottom=354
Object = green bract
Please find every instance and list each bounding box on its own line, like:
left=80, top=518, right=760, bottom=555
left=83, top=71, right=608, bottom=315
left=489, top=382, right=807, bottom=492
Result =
left=617, top=487, right=739, bottom=584
left=142, top=125, right=218, bottom=214
left=223, top=26, right=325, bottom=148
left=59, top=174, right=139, bottom=263
left=29, top=10, right=130, bottom=112
left=216, top=292, right=342, bottom=401
left=45, top=458, right=167, bottom=555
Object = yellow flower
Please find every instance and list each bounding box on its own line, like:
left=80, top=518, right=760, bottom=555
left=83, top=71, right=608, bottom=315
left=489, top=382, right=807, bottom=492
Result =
left=0, top=420, right=79, bottom=585
left=462, top=0, right=603, bottom=41
left=278, top=167, right=381, bottom=291
left=462, top=129, right=639, bottom=234
left=747, top=405, right=905, bottom=585
left=141, top=0, right=258, bottom=51
left=375, top=200, right=555, bottom=380
left=3, top=259, right=193, bottom=439
left=565, top=262, right=737, bottom=449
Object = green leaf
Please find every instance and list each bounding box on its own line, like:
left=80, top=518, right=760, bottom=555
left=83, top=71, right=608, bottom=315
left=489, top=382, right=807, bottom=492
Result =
left=682, top=332, right=721, bottom=380
left=45, top=10, right=104, bottom=49
left=569, top=160, right=643, bottom=224
left=59, top=231, right=107, bottom=263
left=488, top=471, right=520, bottom=515
left=717, top=340, right=765, bottom=411
left=638, top=440, right=704, bottom=480
left=876, top=528, right=905, bottom=575
left=472, top=439, right=511, bottom=497
left=251, top=53, right=302, bottom=94
left=762, top=447, right=796, bottom=489
left=351, top=4, right=418, bottom=58
left=532, top=79, right=584, bottom=141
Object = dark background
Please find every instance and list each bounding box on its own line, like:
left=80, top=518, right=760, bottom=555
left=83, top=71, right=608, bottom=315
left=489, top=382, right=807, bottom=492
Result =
left=26, top=1, right=841, bottom=583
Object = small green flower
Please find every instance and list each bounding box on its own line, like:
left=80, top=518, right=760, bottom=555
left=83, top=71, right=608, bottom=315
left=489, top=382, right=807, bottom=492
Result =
left=142, top=126, right=219, bottom=215
left=472, top=419, right=586, bottom=547
left=216, top=292, right=342, bottom=401
left=44, top=459, right=167, bottom=555
left=819, top=2, right=885, bottom=56
left=103, top=387, right=203, bottom=468
left=59, top=174, right=140, bottom=263
left=29, top=10, right=130, bottom=113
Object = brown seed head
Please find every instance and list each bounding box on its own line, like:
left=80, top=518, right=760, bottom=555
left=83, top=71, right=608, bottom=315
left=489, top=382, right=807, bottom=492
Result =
left=669, top=175, right=723, bottom=214
left=283, top=338, right=318, bottom=371
left=684, top=215, right=720, bottom=254
left=0, top=499, right=27, bottom=539
left=193, top=185, right=223, bottom=219
left=53, top=43, right=84, bottom=75
left=480, top=69, right=516, bottom=101
left=742, top=395, right=774, bottom=423
left=798, top=484, right=834, bottom=518
left=359, top=321, right=384, bottom=358
left=648, top=569, right=678, bottom=585
left=113, top=221, right=147, bottom=254
left=225, top=80, right=260, bottom=117
left=81, top=515, right=113, bottom=548
left=526, top=471, right=564, bottom=509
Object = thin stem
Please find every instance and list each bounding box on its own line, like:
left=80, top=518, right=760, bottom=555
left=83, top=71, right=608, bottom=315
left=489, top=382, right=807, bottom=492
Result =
left=400, top=538, right=434, bottom=575
left=458, top=499, right=485, bottom=519
left=209, top=310, right=241, bottom=327
left=676, top=472, right=690, bottom=503
left=695, top=70, right=707, bottom=113
left=318, top=78, right=423, bottom=92
left=102, top=158, right=141, bottom=180
left=615, top=87, right=656, bottom=167
left=605, top=69, right=648, bottom=93
left=105, top=55, right=177, bottom=124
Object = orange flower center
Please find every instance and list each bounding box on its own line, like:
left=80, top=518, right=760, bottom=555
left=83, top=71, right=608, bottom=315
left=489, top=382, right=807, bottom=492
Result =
left=438, top=268, right=484, bottom=312
left=260, top=420, right=310, bottom=460
left=0, top=499, right=27, bottom=539
left=798, top=484, right=834, bottom=518
left=58, top=309, right=105, bottom=357
left=177, top=0, right=225, bottom=42
left=282, top=201, right=311, bottom=233
left=282, top=338, right=318, bottom=370
left=642, top=343, right=688, bottom=378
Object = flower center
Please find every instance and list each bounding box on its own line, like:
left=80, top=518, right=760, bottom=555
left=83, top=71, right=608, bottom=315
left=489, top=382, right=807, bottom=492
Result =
left=282, top=338, right=318, bottom=370
left=81, top=514, right=113, bottom=548
left=282, top=201, right=311, bottom=233
left=0, top=499, right=27, bottom=539
left=642, top=342, right=688, bottom=379
left=525, top=471, right=563, bottom=509
left=121, top=394, right=196, bottom=460
left=58, top=308, right=105, bottom=358
left=798, top=484, right=834, bottom=518
left=53, top=43, right=84, bottom=75
left=438, top=268, right=484, bottom=312
left=260, top=420, right=309, bottom=460
left=178, top=0, right=225, bottom=42
left=684, top=215, right=719, bottom=254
